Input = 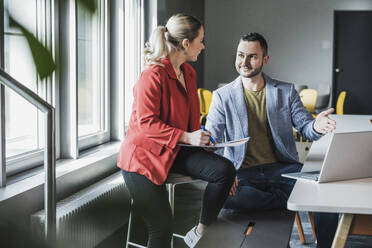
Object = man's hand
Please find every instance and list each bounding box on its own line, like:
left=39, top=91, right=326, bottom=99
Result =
left=313, top=108, right=337, bottom=134
left=229, top=176, right=239, bottom=196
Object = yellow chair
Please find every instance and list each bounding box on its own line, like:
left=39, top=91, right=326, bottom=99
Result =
left=197, top=88, right=213, bottom=124
left=294, top=89, right=318, bottom=140
left=336, top=91, right=346, bottom=115
left=299, top=89, right=318, bottom=117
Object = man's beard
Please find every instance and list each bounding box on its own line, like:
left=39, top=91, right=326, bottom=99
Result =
left=240, top=63, right=263, bottom=78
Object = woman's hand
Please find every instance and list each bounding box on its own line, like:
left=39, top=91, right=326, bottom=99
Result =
left=203, top=140, right=219, bottom=152
left=179, top=129, right=211, bottom=146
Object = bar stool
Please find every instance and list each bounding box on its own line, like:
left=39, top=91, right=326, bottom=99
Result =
left=126, top=173, right=202, bottom=248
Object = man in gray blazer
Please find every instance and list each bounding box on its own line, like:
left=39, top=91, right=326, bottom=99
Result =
left=206, top=33, right=337, bottom=248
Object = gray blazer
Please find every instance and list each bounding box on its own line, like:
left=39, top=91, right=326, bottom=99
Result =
left=206, top=73, right=322, bottom=170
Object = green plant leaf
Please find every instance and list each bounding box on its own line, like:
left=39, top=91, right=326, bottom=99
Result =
left=9, top=15, right=56, bottom=80
left=77, top=0, right=97, bottom=13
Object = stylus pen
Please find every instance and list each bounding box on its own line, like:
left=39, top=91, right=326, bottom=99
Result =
left=201, top=125, right=216, bottom=144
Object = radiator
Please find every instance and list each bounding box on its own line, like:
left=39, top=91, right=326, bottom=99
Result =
left=31, top=172, right=129, bottom=248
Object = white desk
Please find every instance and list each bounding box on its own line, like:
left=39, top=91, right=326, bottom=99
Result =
left=287, top=115, right=372, bottom=247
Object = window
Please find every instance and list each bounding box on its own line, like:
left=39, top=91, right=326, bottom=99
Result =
left=124, top=0, right=144, bottom=124
left=0, top=0, right=154, bottom=183
left=4, top=0, right=50, bottom=170
left=2, top=0, right=111, bottom=176
left=123, top=0, right=157, bottom=125
left=77, top=0, right=110, bottom=150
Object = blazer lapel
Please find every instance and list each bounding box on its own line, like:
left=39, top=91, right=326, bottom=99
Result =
left=264, top=74, right=280, bottom=135
left=229, top=77, right=248, bottom=138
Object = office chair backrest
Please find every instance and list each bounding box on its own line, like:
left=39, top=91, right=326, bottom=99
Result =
left=336, top=91, right=346, bottom=115
left=299, top=89, right=318, bottom=113
left=197, top=88, right=205, bottom=113
left=202, top=89, right=212, bottom=114
left=197, top=88, right=213, bottom=123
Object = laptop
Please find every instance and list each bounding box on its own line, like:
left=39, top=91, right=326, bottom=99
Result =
left=282, top=130, right=372, bottom=183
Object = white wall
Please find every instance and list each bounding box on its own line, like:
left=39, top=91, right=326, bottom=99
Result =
left=204, top=0, right=372, bottom=94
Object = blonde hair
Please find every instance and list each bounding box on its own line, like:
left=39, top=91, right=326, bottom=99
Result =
left=143, top=13, right=202, bottom=67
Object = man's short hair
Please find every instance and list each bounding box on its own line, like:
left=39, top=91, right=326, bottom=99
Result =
left=240, top=32, right=268, bottom=56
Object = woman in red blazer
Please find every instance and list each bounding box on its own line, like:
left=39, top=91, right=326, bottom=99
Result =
left=117, top=14, right=235, bottom=248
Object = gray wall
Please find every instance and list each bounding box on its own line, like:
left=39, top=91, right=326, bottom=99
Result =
left=157, top=0, right=205, bottom=87
left=204, top=0, right=372, bottom=93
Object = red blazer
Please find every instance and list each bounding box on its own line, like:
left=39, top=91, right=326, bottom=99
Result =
left=117, top=58, right=201, bottom=185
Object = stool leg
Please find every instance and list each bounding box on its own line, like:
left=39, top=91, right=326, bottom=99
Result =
left=168, top=184, right=175, bottom=215
left=168, top=184, right=176, bottom=248
left=126, top=200, right=133, bottom=248
left=126, top=200, right=147, bottom=248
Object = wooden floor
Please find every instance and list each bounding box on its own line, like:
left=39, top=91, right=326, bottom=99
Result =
left=98, top=182, right=372, bottom=248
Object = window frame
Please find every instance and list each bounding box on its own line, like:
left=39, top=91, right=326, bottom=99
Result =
left=124, top=0, right=145, bottom=126
left=1, top=0, right=113, bottom=177
left=2, top=0, right=57, bottom=177
left=76, top=0, right=110, bottom=151
left=0, top=0, right=155, bottom=183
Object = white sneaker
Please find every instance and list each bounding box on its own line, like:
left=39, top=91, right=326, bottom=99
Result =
left=184, top=226, right=202, bottom=248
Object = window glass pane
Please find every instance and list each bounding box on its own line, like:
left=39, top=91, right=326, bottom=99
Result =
left=4, top=16, right=41, bottom=158
left=124, top=0, right=143, bottom=124
left=77, top=0, right=104, bottom=137
left=5, top=0, right=37, bottom=34
left=5, top=91, right=39, bottom=157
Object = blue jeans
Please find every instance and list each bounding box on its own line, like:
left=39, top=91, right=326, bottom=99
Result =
left=314, top=212, right=339, bottom=248
left=224, top=162, right=302, bottom=212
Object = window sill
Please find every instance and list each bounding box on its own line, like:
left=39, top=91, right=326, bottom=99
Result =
left=0, top=141, right=121, bottom=205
